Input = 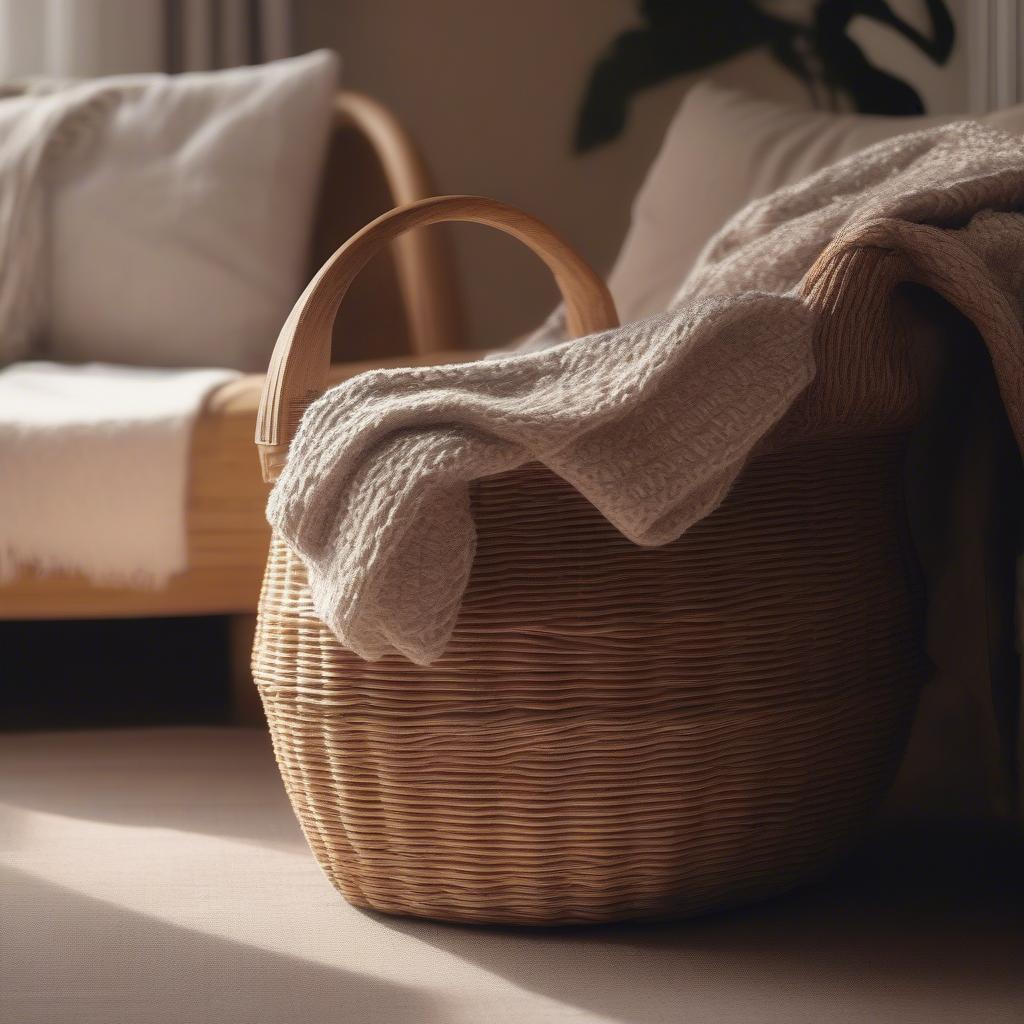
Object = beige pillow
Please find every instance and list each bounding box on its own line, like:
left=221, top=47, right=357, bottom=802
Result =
left=608, top=81, right=1024, bottom=323
left=43, top=51, right=339, bottom=371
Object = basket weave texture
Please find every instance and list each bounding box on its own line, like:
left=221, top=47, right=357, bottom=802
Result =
left=252, top=197, right=929, bottom=925
left=254, top=437, right=923, bottom=925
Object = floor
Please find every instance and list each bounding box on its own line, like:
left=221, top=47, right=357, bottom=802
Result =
left=1, top=728, right=1022, bottom=1024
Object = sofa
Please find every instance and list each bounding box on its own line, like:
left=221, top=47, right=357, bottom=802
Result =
left=0, top=90, right=470, bottom=721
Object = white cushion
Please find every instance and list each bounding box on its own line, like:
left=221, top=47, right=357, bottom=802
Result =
left=609, top=82, right=1024, bottom=324
left=44, top=51, right=338, bottom=371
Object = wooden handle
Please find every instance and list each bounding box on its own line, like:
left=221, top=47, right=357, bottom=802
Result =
left=255, top=195, right=619, bottom=482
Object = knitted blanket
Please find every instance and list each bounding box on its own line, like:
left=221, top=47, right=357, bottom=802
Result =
left=270, top=121, right=1024, bottom=673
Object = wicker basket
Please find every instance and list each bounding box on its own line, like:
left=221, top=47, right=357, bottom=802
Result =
left=252, top=196, right=926, bottom=926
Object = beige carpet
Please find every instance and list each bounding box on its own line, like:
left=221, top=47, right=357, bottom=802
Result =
left=1, top=727, right=1021, bottom=1024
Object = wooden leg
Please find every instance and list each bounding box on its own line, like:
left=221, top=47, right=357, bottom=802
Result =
left=228, top=613, right=264, bottom=725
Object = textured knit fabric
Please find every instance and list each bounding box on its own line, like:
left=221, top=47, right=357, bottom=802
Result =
left=271, top=121, right=1024, bottom=670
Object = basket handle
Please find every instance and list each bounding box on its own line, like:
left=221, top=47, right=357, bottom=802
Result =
left=255, top=194, right=619, bottom=482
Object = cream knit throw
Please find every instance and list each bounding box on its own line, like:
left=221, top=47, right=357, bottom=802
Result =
left=269, top=121, right=1024, bottom=667
left=0, top=82, right=120, bottom=363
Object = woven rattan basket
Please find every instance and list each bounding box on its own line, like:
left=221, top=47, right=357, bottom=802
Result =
left=252, top=196, right=926, bottom=926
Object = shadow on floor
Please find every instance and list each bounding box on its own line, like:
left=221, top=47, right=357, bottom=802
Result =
left=0, top=728, right=304, bottom=850
left=3, top=728, right=1022, bottom=1022
left=381, top=821, right=1024, bottom=1024
left=0, top=866, right=438, bottom=1024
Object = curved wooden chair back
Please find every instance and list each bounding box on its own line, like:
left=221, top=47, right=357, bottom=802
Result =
left=317, top=92, right=464, bottom=361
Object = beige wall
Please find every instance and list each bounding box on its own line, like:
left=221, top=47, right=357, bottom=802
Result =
left=296, top=1, right=969, bottom=349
